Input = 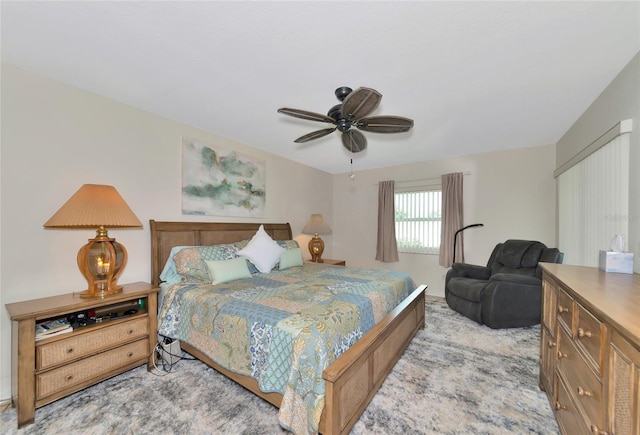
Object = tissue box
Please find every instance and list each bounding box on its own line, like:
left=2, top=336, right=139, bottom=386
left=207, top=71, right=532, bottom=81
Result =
left=599, top=250, right=634, bottom=274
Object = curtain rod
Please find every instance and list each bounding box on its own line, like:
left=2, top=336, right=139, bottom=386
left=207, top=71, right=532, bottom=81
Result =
left=373, top=171, right=471, bottom=186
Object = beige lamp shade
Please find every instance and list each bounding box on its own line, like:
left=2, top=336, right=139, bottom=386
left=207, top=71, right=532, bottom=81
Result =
left=44, top=184, right=142, bottom=298
left=302, top=214, right=332, bottom=263
left=44, top=184, right=142, bottom=228
left=302, top=214, right=332, bottom=236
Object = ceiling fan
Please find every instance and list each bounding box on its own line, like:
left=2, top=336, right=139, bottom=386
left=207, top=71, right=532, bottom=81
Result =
left=278, top=86, right=414, bottom=153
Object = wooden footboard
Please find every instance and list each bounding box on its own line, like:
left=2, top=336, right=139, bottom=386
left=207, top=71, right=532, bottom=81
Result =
left=180, top=284, right=426, bottom=435
left=321, top=284, right=426, bottom=435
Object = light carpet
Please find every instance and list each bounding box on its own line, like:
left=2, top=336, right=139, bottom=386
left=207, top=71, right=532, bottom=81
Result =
left=1, top=297, right=558, bottom=434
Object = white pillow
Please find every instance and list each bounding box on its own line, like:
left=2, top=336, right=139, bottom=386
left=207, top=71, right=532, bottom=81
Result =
left=205, top=257, right=252, bottom=284
left=238, top=225, right=285, bottom=273
left=278, top=247, right=304, bottom=270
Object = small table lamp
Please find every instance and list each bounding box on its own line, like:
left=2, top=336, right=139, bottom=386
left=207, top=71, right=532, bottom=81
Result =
left=43, top=184, right=142, bottom=298
left=302, top=214, right=332, bottom=263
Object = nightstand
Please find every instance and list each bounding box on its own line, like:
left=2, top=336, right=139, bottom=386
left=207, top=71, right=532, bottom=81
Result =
left=5, top=282, right=160, bottom=428
left=306, top=258, right=346, bottom=266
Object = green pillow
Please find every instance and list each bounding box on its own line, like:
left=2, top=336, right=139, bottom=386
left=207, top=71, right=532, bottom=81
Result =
left=278, top=247, right=304, bottom=270
left=205, top=257, right=252, bottom=284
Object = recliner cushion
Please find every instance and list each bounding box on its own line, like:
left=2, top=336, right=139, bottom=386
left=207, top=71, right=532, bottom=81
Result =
left=446, top=277, right=488, bottom=303
left=496, top=240, right=545, bottom=268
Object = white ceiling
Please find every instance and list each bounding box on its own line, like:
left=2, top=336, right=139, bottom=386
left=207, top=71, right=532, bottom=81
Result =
left=2, top=1, right=639, bottom=174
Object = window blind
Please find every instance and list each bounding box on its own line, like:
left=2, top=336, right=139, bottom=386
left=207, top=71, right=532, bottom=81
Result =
left=394, top=190, right=442, bottom=254
left=558, top=132, right=630, bottom=266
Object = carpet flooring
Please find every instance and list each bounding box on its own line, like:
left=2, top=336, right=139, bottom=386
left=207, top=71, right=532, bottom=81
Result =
left=1, top=297, right=558, bottom=434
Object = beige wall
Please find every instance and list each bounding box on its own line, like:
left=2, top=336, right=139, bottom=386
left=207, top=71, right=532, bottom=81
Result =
left=555, top=53, right=639, bottom=273
left=331, top=143, right=557, bottom=298
left=0, top=64, right=333, bottom=400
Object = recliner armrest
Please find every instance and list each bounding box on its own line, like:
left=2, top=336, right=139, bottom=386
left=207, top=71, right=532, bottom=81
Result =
left=450, top=263, right=491, bottom=280
left=489, top=273, right=541, bottom=286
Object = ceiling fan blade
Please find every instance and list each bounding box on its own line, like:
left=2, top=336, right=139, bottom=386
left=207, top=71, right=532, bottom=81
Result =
left=356, top=116, right=414, bottom=133
left=294, top=127, right=337, bottom=143
left=278, top=108, right=336, bottom=124
left=341, top=130, right=367, bottom=153
left=341, top=87, right=382, bottom=121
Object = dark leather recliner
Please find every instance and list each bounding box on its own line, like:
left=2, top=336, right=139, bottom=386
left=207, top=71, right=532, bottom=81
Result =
left=445, top=239, right=563, bottom=329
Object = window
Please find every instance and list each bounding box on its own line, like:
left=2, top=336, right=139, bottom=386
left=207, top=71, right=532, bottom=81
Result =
left=395, top=190, right=442, bottom=254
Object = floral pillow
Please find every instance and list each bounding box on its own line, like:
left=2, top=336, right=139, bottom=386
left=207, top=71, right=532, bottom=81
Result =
left=173, top=243, right=238, bottom=283
left=278, top=240, right=300, bottom=251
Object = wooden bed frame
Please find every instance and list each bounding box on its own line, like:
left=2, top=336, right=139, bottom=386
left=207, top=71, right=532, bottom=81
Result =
left=150, top=220, right=426, bottom=435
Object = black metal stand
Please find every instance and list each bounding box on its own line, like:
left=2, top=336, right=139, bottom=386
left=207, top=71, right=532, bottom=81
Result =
left=452, top=223, right=484, bottom=264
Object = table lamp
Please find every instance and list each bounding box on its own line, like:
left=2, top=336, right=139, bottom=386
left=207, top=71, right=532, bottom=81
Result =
left=43, top=184, right=142, bottom=298
left=302, top=214, right=332, bottom=263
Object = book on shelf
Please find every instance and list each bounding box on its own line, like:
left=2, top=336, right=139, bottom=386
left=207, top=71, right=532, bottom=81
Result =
left=36, top=318, right=72, bottom=340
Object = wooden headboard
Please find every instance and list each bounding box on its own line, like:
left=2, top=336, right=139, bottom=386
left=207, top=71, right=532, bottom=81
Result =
left=149, top=220, right=293, bottom=287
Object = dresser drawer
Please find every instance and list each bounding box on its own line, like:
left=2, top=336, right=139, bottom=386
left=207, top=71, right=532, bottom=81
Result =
left=554, top=372, right=590, bottom=435
left=575, top=302, right=603, bottom=372
left=557, top=327, right=602, bottom=427
left=540, top=327, right=557, bottom=395
left=557, top=288, right=574, bottom=334
left=36, top=338, right=149, bottom=400
left=37, top=317, right=148, bottom=370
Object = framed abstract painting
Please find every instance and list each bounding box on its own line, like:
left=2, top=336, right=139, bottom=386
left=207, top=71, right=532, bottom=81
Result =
left=182, top=138, right=266, bottom=217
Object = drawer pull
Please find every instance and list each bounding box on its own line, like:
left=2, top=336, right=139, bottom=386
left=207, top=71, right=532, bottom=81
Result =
left=557, top=351, right=567, bottom=359
left=590, top=424, right=609, bottom=435
left=558, top=305, right=569, bottom=314
left=577, top=386, right=593, bottom=398
left=127, top=329, right=134, bottom=335
left=66, top=347, right=74, bottom=354
left=548, top=340, right=556, bottom=348
left=127, top=352, right=134, bottom=358
left=65, top=374, right=73, bottom=381
left=577, top=328, right=592, bottom=338
left=554, top=401, right=567, bottom=411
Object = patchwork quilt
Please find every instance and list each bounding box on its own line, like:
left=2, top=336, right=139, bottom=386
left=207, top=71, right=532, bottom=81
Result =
left=158, top=263, right=414, bottom=434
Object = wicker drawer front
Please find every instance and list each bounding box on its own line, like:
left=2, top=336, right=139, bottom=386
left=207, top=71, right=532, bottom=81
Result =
left=558, top=327, right=602, bottom=427
left=36, top=339, right=148, bottom=400
left=37, top=317, right=148, bottom=370
left=575, top=302, right=602, bottom=372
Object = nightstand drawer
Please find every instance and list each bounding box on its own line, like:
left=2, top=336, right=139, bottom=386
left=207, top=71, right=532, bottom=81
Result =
left=37, top=317, right=148, bottom=370
left=36, top=338, right=149, bottom=400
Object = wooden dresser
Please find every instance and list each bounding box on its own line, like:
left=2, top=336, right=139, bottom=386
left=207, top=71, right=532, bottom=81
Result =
left=5, top=282, right=159, bottom=428
left=539, top=263, right=640, bottom=435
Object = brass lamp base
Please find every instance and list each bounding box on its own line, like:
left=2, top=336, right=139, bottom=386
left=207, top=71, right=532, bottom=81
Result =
left=308, top=234, right=325, bottom=263
left=77, top=226, right=128, bottom=299
left=79, top=283, right=124, bottom=299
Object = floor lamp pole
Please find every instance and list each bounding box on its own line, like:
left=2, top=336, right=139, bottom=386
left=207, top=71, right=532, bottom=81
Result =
left=452, top=223, right=484, bottom=264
